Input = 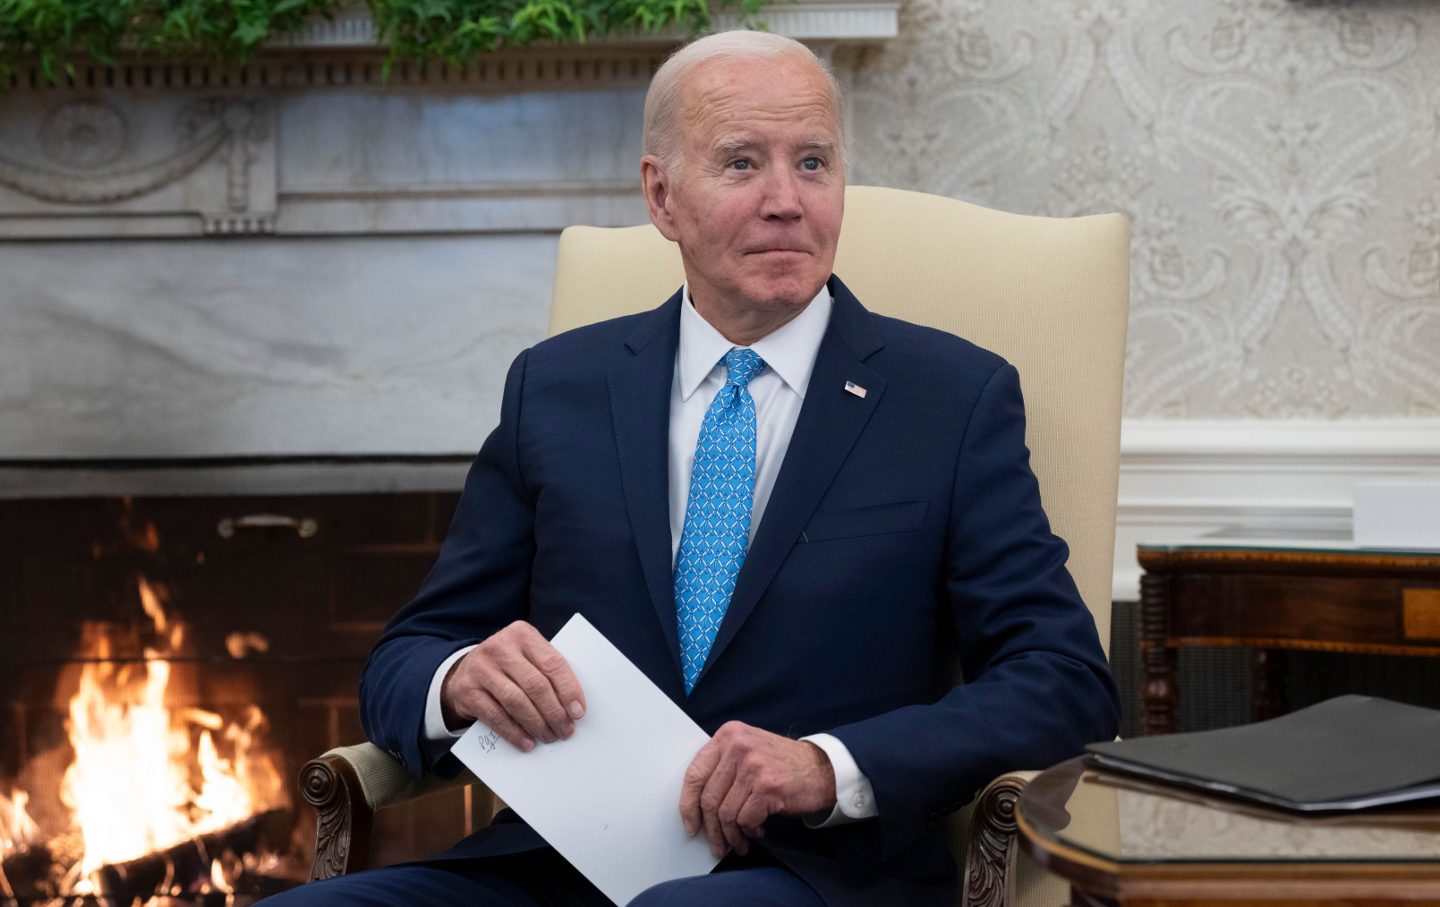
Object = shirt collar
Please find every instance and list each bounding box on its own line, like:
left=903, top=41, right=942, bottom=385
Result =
left=677, top=283, right=833, bottom=402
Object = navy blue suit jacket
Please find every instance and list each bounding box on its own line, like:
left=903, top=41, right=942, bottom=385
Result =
left=360, top=276, right=1120, bottom=906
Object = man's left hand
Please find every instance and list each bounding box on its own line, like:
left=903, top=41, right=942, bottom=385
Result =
left=679, top=721, right=837, bottom=859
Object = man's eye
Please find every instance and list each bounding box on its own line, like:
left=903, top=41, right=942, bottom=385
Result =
left=730, top=159, right=751, bottom=170
left=801, top=157, right=823, bottom=171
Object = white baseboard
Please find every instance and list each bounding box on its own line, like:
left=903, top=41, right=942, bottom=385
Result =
left=1111, top=419, right=1440, bottom=601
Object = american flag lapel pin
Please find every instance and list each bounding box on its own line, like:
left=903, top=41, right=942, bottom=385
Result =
left=844, top=380, right=868, bottom=399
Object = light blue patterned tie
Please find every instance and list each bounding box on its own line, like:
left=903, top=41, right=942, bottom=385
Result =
left=674, top=348, right=766, bottom=694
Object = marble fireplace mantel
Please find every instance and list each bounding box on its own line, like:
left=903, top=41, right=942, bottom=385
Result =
left=0, top=4, right=894, bottom=473
left=0, top=1, right=897, bottom=239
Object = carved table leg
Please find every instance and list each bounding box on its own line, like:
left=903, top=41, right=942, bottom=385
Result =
left=1140, top=570, right=1178, bottom=736
left=1251, top=648, right=1289, bottom=722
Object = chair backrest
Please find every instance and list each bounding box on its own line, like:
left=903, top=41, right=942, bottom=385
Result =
left=549, top=184, right=1129, bottom=653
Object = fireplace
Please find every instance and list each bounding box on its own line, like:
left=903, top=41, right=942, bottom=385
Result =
left=0, top=484, right=476, bottom=904
left=0, top=10, right=898, bottom=901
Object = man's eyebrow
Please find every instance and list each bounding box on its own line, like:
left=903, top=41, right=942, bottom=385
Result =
left=711, top=137, right=837, bottom=155
left=714, top=137, right=756, bottom=156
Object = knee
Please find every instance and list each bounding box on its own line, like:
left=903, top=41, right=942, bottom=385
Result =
left=627, top=877, right=699, bottom=907
left=255, top=885, right=322, bottom=906
left=255, top=873, right=376, bottom=907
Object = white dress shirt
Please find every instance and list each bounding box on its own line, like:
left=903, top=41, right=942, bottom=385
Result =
left=423, top=284, right=878, bottom=827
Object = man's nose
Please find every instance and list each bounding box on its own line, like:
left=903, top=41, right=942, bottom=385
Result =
left=759, top=169, right=803, bottom=221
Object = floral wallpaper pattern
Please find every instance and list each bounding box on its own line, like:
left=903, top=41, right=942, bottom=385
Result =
left=840, top=0, right=1440, bottom=418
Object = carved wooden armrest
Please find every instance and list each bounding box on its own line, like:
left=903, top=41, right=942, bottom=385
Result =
left=299, top=742, right=479, bottom=881
left=960, top=770, right=1040, bottom=907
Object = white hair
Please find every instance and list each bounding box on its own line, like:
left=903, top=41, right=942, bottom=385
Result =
left=642, top=30, right=845, bottom=168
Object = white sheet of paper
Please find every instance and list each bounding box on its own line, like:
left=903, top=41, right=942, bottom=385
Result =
left=450, top=613, right=720, bottom=906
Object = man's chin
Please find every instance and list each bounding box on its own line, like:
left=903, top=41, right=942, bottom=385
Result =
left=742, top=275, right=828, bottom=310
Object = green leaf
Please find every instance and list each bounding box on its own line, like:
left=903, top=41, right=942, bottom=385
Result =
left=0, top=0, right=729, bottom=84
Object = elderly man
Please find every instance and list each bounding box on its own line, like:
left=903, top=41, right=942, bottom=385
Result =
left=269, top=29, right=1119, bottom=907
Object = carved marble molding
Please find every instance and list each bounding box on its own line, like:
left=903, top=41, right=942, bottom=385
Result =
left=4, top=50, right=668, bottom=94
left=0, top=94, right=277, bottom=237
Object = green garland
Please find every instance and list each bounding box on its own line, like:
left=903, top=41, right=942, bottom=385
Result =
left=0, top=0, right=765, bottom=84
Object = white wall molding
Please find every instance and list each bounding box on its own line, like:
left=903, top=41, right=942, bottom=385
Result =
left=1112, top=419, right=1440, bottom=601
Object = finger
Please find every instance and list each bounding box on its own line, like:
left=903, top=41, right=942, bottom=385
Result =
left=488, top=672, right=557, bottom=744
left=504, top=649, right=574, bottom=741
left=716, top=776, right=754, bottom=856
left=699, top=752, right=739, bottom=859
left=679, top=741, right=721, bottom=836
left=524, top=635, right=586, bottom=725
left=736, top=791, right=777, bottom=834
left=702, top=797, right=727, bottom=860
left=469, top=688, right=535, bottom=752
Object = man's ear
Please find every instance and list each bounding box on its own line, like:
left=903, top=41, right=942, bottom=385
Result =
left=641, top=155, right=680, bottom=242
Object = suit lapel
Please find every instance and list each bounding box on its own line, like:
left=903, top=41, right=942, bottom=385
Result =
left=607, top=291, right=685, bottom=683
left=696, top=277, right=887, bottom=687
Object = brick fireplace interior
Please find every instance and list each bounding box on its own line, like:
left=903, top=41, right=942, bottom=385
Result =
left=0, top=485, right=488, bottom=902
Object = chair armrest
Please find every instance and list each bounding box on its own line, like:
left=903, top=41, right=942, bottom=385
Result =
left=956, top=770, right=1040, bottom=907
left=299, top=742, right=479, bottom=881
left=299, top=750, right=1048, bottom=901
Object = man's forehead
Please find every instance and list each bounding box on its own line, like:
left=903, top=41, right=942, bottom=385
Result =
left=678, top=65, right=837, bottom=143
left=679, top=56, right=834, bottom=113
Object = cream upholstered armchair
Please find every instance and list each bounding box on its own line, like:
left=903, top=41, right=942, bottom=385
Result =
left=300, top=185, right=1130, bottom=907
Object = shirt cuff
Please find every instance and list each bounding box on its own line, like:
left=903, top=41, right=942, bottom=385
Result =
left=423, top=644, right=479, bottom=744
left=801, top=732, right=878, bottom=828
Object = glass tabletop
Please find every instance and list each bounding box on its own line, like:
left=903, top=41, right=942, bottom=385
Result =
left=1138, top=526, right=1440, bottom=558
left=1021, top=759, right=1440, bottom=864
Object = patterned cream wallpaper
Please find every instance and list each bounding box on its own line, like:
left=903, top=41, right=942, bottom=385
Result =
left=838, top=0, right=1440, bottom=419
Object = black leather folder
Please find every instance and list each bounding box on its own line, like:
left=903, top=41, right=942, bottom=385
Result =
left=1086, top=694, right=1440, bottom=812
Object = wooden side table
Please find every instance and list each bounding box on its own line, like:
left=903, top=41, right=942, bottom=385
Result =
left=1137, top=533, right=1440, bottom=736
left=1017, top=757, right=1440, bottom=906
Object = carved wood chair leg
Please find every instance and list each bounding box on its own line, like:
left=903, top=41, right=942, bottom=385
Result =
left=300, top=753, right=376, bottom=881
left=963, top=775, right=1027, bottom=907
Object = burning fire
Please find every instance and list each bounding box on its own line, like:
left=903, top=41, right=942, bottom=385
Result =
left=0, top=788, right=40, bottom=858
left=5, top=575, right=284, bottom=897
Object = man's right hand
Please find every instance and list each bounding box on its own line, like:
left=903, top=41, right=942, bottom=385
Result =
left=440, top=620, right=586, bottom=751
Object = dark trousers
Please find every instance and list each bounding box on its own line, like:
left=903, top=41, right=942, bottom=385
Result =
left=262, top=846, right=827, bottom=906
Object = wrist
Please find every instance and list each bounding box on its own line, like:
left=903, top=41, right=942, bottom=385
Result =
left=803, top=740, right=838, bottom=815
left=439, top=652, right=470, bottom=731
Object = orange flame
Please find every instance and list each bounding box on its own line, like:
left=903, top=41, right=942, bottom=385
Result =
left=0, top=787, right=40, bottom=859
left=209, top=857, right=233, bottom=894
left=56, top=576, right=283, bottom=884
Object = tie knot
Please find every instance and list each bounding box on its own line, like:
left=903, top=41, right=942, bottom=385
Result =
left=723, top=348, right=766, bottom=389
